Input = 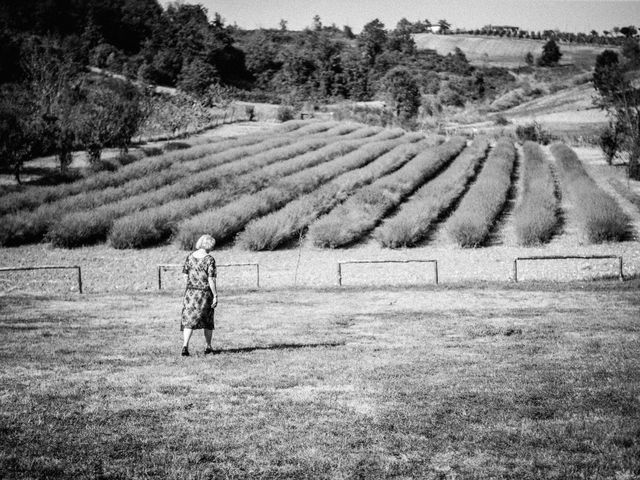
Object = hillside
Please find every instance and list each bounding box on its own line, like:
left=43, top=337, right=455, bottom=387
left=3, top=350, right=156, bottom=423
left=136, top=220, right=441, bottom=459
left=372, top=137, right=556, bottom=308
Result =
left=413, top=34, right=614, bottom=68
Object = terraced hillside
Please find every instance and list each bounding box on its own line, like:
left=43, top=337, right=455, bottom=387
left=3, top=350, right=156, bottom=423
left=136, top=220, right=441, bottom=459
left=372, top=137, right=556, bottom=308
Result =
left=0, top=121, right=635, bottom=252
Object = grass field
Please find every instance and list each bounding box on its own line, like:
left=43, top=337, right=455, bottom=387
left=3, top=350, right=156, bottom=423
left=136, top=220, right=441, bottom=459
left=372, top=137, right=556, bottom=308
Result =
left=1, top=282, right=639, bottom=479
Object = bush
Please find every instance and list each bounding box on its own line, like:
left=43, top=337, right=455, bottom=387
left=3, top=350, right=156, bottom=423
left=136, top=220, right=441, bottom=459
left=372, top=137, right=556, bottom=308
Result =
left=237, top=133, right=429, bottom=250
left=515, top=122, right=554, bottom=145
left=0, top=123, right=326, bottom=245
left=374, top=138, right=490, bottom=248
left=277, top=106, right=296, bottom=122
left=513, top=142, right=559, bottom=245
left=163, top=141, right=191, bottom=151
left=46, top=123, right=351, bottom=248
left=308, top=137, right=468, bottom=248
left=447, top=139, right=516, bottom=247
left=551, top=143, right=629, bottom=242
left=494, top=115, right=510, bottom=126
left=176, top=129, right=406, bottom=249
left=109, top=124, right=370, bottom=249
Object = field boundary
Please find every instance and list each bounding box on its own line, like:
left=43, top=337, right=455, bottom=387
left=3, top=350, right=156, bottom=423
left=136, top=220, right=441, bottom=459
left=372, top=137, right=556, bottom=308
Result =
left=337, top=259, right=438, bottom=286
left=513, top=255, right=624, bottom=282
left=0, top=265, right=83, bottom=293
left=158, top=263, right=260, bottom=289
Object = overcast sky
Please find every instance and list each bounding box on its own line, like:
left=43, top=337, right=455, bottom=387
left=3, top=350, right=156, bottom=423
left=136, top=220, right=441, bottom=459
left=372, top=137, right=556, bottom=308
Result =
left=189, top=0, right=639, bottom=34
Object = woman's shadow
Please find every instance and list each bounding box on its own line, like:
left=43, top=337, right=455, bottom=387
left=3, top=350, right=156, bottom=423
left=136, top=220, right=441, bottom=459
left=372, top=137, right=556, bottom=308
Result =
left=209, top=341, right=344, bottom=355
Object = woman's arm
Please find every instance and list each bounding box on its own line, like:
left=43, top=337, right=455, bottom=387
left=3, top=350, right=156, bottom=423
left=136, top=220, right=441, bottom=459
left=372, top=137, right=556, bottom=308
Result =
left=208, top=277, right=218, bottom=308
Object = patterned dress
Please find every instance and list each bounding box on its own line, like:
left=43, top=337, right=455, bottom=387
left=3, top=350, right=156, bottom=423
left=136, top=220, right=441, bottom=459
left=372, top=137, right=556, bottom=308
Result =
left=181, top=253, right=217, bottom=331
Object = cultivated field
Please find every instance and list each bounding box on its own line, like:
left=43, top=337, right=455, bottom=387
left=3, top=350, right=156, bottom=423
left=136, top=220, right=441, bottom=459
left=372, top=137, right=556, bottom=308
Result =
left=1, top=119, right=640, bottom=293
left=1, top=282, right=639, bottom=478
left=1, top=119, right=640, bottom=478
left=413, top=34, right=614, bottom=68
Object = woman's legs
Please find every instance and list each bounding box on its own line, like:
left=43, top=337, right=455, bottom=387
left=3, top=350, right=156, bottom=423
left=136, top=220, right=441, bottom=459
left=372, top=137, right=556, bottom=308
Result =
left=204, top=329, right=212, bottom=349
left=183, top=328, right=193, bottom=348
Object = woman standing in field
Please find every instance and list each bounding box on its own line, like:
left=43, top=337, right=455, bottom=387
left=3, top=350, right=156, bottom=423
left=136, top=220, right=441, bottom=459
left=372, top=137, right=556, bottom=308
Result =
left=181, top=234, right=218, bottom=356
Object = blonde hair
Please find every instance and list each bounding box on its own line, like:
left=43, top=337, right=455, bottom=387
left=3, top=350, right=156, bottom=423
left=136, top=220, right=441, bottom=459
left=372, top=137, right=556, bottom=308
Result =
left=195, top=234, right=216, bottom=252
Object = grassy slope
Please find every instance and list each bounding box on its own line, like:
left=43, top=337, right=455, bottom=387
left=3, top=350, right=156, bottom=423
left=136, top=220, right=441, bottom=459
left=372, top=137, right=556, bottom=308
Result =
left=1, top=284, right=639, bottom=478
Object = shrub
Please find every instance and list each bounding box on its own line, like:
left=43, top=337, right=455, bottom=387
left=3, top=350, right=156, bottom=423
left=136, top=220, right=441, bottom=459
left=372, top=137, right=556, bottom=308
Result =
left=0, top=120, right=315, bottom=217
left=513, top=142, right=559, bottom=245
left=237, top=134, right=429, bottom=250
left=47, top=124, right=362, bottom=248
left=277, top=106, right=296, bottom=122
left=0, top=122, right=344, bottom=246
left=551, top=143, right=630, bottom=242
left=108, top=124, right=376, bottom=249
left=163, top=141, right=191, bottom=151
left=494, top=115, right=510, bottom=126
left=447, top=139, right=516, bottom=247
left=374, top=138, right=490, bottom=248
left=307, top=137, right=468, bottom=248
left=176, top=129, right=407, bottom=249
left=515, top=122, right=554, bottom=145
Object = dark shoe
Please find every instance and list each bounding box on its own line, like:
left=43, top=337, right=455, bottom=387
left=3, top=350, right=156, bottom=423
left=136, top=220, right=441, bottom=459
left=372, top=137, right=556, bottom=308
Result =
left=181, top=346, right=189, bottom=357
left=204, top=346, right=214, bottom=355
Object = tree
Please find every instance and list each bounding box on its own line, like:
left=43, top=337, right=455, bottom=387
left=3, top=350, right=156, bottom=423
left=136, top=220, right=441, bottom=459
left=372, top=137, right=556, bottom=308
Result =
left=620, top=26, right=637, bottom=38
left=593, top=49, right=640, bottom=179
left=312, top=15, right=322, bottom=32
left=388, top=18, right=416, bottom=54
left=381, top=67, right=421, bottom=120
left=177, top=58, right=219, bottom=96
left=74, top=79, right=146, bottom=164
left=0, top=105, right=32, bottom=183
left=343, top=25, right=355, bottom=39
left=358, top=19, right=387, bottom=65
left=622, top=38, right=640, bottom=67
left=537, top=38, right=562, bottom=66
left=524, top=51, right=534, bottom=66
left=438, top=19, right=451, bottom=34
left=279, top=19, right=288, bottom=32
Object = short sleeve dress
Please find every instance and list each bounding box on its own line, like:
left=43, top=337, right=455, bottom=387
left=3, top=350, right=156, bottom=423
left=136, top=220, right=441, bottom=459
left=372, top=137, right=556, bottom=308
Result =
left=181, top=253, right=217, bottom=331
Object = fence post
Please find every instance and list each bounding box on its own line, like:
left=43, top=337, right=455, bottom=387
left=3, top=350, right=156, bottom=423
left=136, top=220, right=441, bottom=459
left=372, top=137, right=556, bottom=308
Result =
left=158, top=266, right=162, bottom=290
left=337, top=263, right=342, bottom=286
left=434, top=261, right=439, bottom=285
left=619, top=257, right=624, bottom=281
left=513, top=259, right=518, bottom=283
left=256, top=264, right=260, bottom=288
left=77, top=266, right=83, bottom=294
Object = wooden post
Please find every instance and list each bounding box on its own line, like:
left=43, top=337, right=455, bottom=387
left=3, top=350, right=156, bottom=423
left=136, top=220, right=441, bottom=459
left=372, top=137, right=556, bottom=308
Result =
left=513, top=259, right=518, bottom=283
left=158, top=266, right=162, bottom=290
left=256, top=264, right=260, bottom=288
left=619, top=257, right=624, bottom=281
left=337, top=263, right=342, bottom=286
left=433, top=261, right=439, bottom=285
left=76, top=266, right=83, bottom=294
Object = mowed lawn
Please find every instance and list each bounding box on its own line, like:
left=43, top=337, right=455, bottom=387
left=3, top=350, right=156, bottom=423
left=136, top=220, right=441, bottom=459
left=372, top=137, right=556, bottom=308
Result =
left=1, top=282, right=639, bottom=479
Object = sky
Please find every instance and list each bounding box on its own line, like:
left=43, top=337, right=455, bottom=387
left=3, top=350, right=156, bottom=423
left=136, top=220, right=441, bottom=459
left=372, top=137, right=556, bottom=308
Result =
left=189, top=0, right=640, bottom=34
